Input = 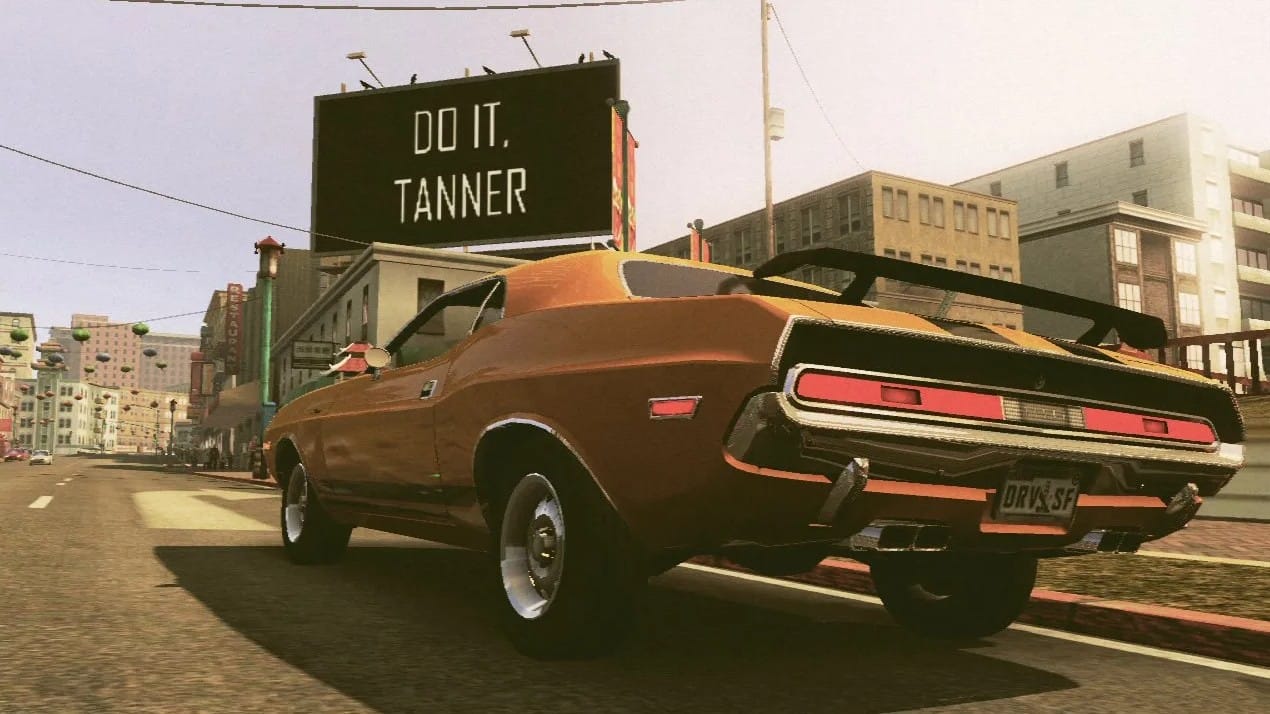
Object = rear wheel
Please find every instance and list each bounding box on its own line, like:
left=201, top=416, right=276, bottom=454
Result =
left=496, top=457, right=646, bottom=659
left=281, top=462, right=352, bottom=565
left=870, top=553, right=1037, bottom=639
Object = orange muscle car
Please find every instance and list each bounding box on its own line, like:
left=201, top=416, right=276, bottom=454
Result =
left=264, top=248, right=1244, bottom=658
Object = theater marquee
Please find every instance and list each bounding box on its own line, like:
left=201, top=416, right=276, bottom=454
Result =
left=312, top=61, right=620, bottom=253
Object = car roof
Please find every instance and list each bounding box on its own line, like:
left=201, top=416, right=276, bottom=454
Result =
left=494, top=251, right=837, bottom=318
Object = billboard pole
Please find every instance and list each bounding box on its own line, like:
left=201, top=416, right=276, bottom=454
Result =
left=760, top=0, right=775, bottom=260
left=618, top=101, right=631, bottom=252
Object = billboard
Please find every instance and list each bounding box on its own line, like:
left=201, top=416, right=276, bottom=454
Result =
left=292, top=341, right=336, bottom=371
left=224, top=284, right=244, bottom=375
left=312, top=61, right=621, bottom=253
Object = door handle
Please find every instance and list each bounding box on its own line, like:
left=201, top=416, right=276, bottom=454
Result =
left=420, top=380, right=438, bottom=399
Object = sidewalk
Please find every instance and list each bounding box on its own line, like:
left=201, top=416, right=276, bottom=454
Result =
left=179, top=467, right=1268, bottom=666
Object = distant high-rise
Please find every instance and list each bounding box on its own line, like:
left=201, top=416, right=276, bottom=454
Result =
left=51, top=314, right=198, bottom=391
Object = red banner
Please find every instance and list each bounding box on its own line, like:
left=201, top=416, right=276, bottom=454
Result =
left=611, top=109, right=637, bottom=252
left=224, top=283, right=244, bottom=375
left=689, top=226, right=710, bottom=263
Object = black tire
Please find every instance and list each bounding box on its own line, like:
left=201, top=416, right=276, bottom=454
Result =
left=281, top=462, right=352, bottom=565
left=494, top=451, right=646, bottom=659
left=727, top=545, right=830, bottom=576
left=870, top=553, right=1037, bottom=640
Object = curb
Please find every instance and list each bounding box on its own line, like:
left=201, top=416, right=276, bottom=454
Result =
left=186, top=469, right=279, bottom=489
left=689, top=555, right=1270, bottom=668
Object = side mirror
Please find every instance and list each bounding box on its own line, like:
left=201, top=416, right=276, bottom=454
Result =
left=364, top=347, right=391, bottom=369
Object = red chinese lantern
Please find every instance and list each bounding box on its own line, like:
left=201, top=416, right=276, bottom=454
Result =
left=74, top=394, right=83, bottom=400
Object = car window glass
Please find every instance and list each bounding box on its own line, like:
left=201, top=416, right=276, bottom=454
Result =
left=390, top=281, right=500, bottom=368
left=621, top=260, right=839, bottom=302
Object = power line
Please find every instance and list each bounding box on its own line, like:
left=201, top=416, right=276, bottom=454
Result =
left=0, top=251, right=202, bottom=273
left=0, top=142, right=370, bottom=249
left=108, top=0, right=684, bottom=9
left=769, top=3, right=863, bottom=170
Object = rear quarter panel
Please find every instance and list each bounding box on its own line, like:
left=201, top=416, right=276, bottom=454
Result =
left=437, top=294, right=804, bottom=548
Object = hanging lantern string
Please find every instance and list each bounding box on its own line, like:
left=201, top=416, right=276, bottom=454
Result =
left=41, top=294, right=267, bottom=333
left=0, top=251, right=202, bottom=273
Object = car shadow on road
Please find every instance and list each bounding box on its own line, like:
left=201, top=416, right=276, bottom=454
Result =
left=154, top=545, right=1076, bottom=713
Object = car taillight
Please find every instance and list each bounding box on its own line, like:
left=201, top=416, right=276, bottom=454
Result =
left=793, top=372, right=1004, bottom=420
left=1082, top=407, right=1215, bottom=443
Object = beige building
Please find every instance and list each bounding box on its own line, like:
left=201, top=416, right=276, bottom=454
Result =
left=115, top=387, right=189, bottom=454
left=0, top=312, right=38, bottom=381
left=646, top=171, right=1022, bottom=327
left=273, top=243, right=526, bottom=402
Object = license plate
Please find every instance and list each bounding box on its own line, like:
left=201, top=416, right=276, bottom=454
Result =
left=996, top=476, right=1080, bottom=522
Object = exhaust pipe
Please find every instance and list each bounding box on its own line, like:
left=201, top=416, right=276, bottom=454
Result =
left=839, top=521, right=952, bottom=553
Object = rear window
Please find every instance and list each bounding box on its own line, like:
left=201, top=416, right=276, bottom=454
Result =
left=622, top=261, right=838, bottom=301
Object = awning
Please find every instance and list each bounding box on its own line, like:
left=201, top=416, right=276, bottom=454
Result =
left=200, top=380, right=261, bottom=429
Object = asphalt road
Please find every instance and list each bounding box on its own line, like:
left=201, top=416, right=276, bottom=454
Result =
left=1, top=459, right=1267, bottom=714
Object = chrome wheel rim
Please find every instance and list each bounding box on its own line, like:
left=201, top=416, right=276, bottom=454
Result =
left=500, top=473, right=565, bottom=620
left=284, top=466, right=308, bottom=543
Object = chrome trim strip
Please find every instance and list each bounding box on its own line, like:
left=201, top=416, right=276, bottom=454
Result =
left=770, top=393, right=1244, bottom=470
left=771, top=315, right=1240, bottom=403
left=648, top=395, right=702, bottom=421
left=784, top=363, right=1220, bottom=452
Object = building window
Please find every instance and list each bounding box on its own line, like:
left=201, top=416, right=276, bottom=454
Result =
left=969, top=262, right=982, bottom=275
left=953, top=201, right=965, bottom=231
left=1232, top=197, right=1265, bottom=218
left=1206, top=181, right=1221, bottom=209
left=882, top=187, right=894, bottom=218
left=801, top=206, right=822, bottom=245
left=918, top=194, right=930, bottom=225
left=1214, top=289, right=1229, bottom=319
left=344, top=299, right=352, bottom=344
left=966, top=204, right=979, bottom=234
left=986, top=208, right=998, bottom=237
left=1055, top=162, right=1069, bottom=188
left=1175, top=242, right=1197, bottom=275
left=935, top=256, right=947, bottom=267
left=1129, top=139, right=1145, bottom=167
left=1241, top=297, right=1270, bottom=321
left=738, top=227, right=753, bottom=264
left=1114, top=228, right=1139, bottom=264
left=988, top=265, right=1001, bottom=279
left=775, top=214, right=788, bottom=253
left=899, top=251, right=912, bottom=262
left=360, top=285, right=370, bottom=342
left=1237, top=246, right=1270, bottom=270
left=1210, top=235, right=1225, bottom=264
left=999, top=211, right=1011, bottom=238
left=955, top=259, right=967, bottom=272
left=1003, top=266, right=1015, bottom=281
left=1177, top=291, right=1201, bottom=325
left=1118, top=282, right=1143, bottom=312
left=883, top=248, right=897, bottom=258
left=1132, top=190, right=1148, bottom=207
left=989, top=181, right=1002, bottom=197
left=838, top=191, right=862, bottom=234
left=896, top=190, right=909, bottom=221
left=932, top=197, right=945, bottom=228
left=1202, top=127, right=1215, bottom=155
left=416, top=279, right=446, bottom=335
left=920, top=254, right=933, bottom=265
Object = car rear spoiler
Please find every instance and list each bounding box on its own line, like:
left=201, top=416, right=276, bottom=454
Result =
left=752, top=248, right=1167, bottom=349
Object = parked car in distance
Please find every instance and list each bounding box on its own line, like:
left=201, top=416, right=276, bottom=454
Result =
left=4, top=449, right=25, bottom=461
left=263, top=248, right=1244, bottom=659
left=28, top=450, right=53, bottom=465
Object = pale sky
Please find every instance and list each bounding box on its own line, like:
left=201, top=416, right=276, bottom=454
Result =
left=3, top=0, right=1268, bottom=340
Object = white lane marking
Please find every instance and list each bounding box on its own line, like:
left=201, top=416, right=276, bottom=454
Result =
left=677, top=563, right=1270, bottom=680
left=28, top=496, right=53, bottom=509
left=132, top=488, right=275, bottom=531
left=1137, top=549, right=1270, bottom=568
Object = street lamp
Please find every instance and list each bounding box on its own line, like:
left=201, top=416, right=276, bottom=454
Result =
left=255, top=236, right=285, bottom=449
left=346, top=51, right=385, bottom=88
left=509, top=29, right=542, bottom=68
left=168, top=398, right=177, bottom=462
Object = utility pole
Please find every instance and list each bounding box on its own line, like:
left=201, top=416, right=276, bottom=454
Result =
left=760, top=0, right=775, bottom=260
